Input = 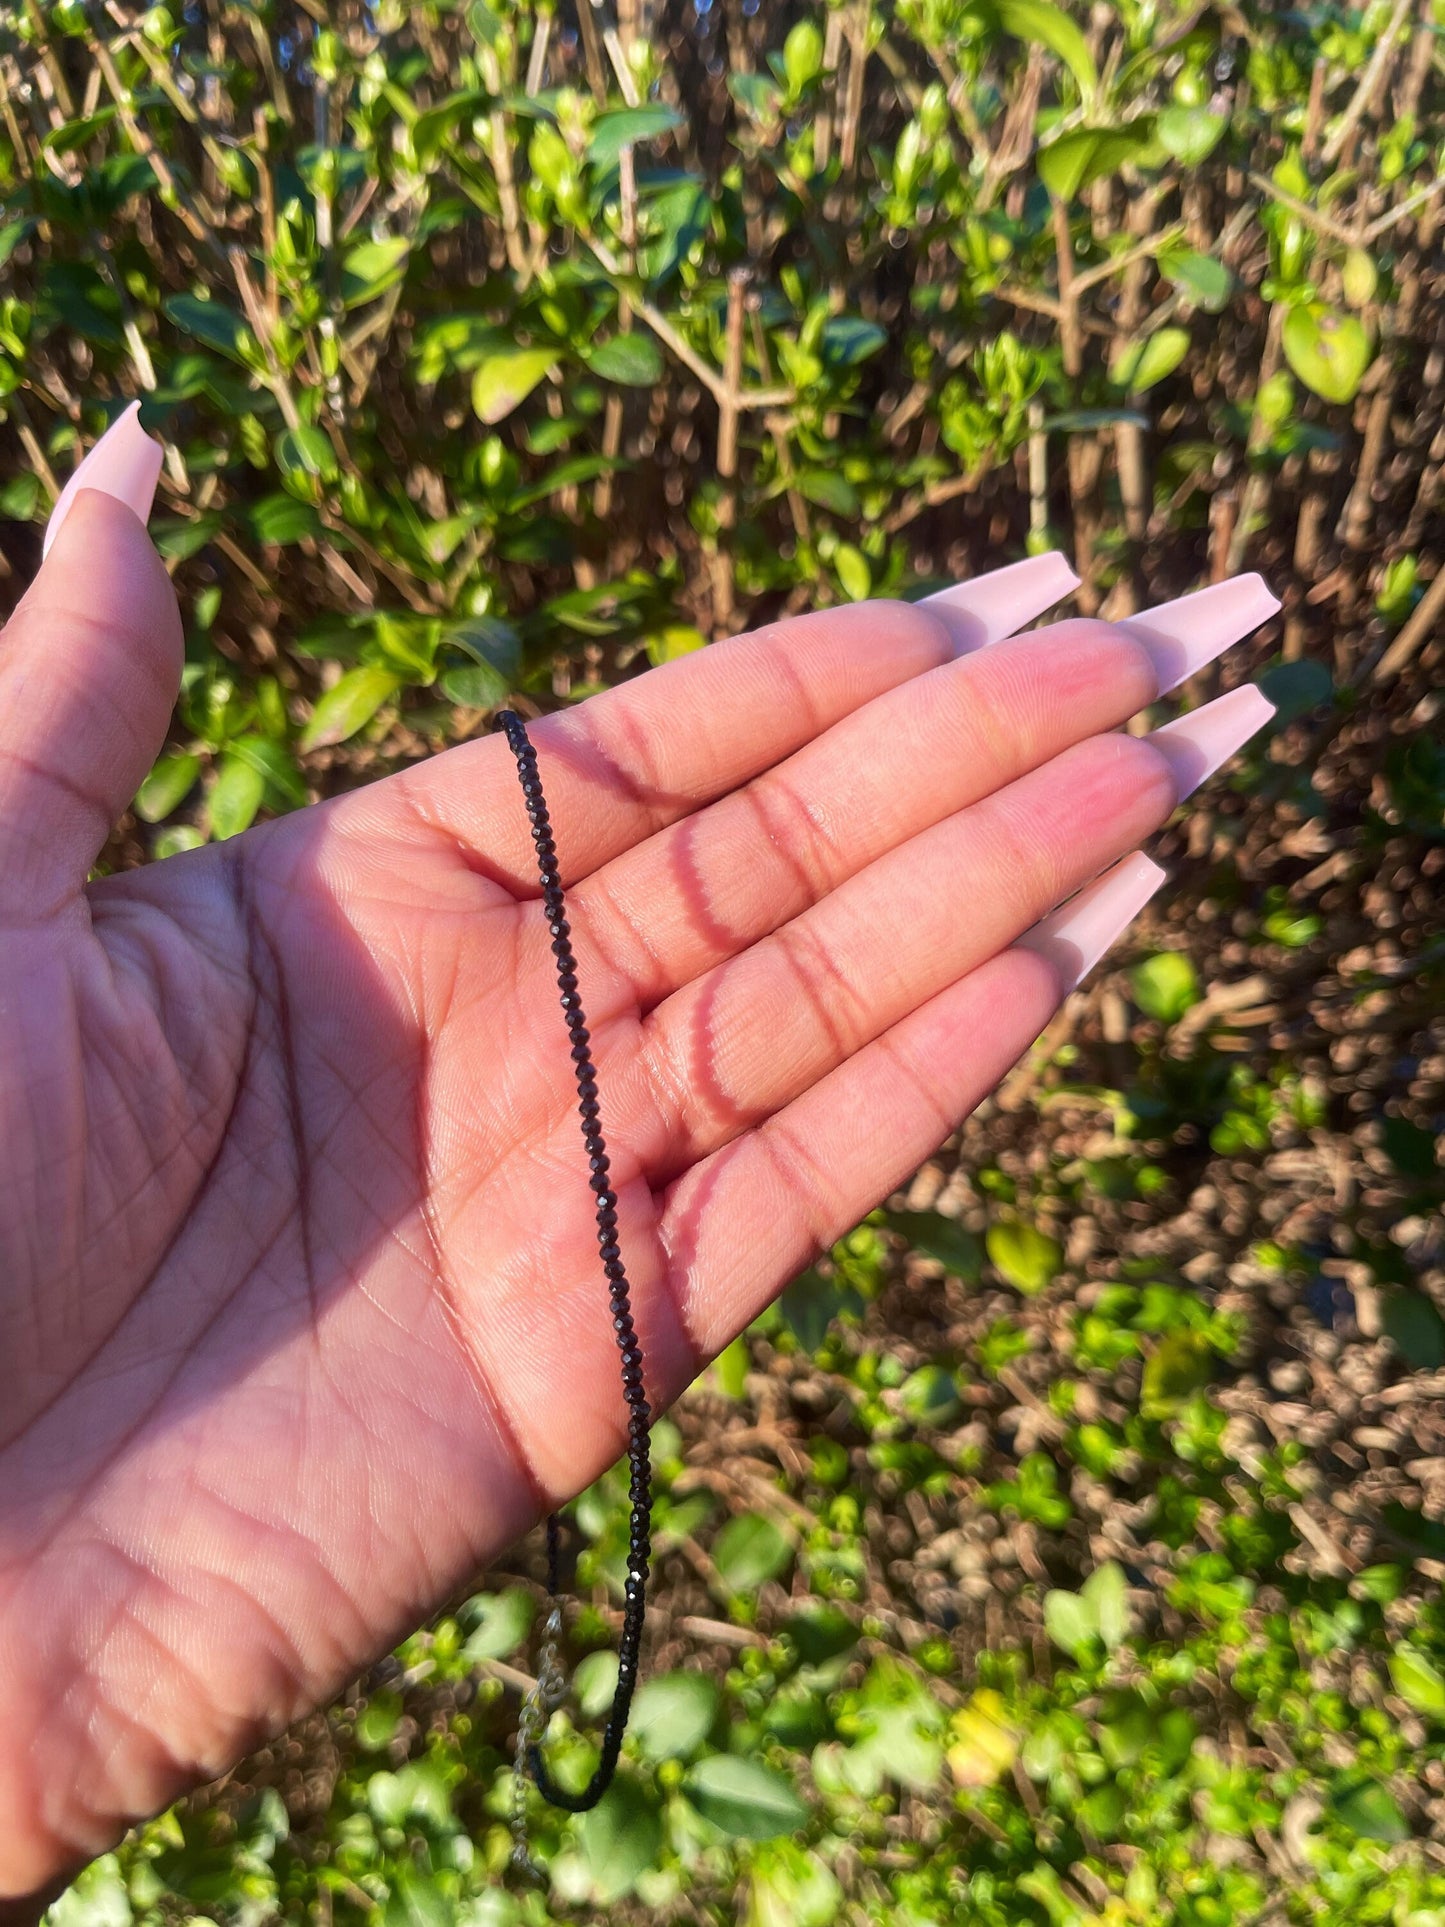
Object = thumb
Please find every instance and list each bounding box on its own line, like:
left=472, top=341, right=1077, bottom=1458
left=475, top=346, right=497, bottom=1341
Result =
left=0, top=403, right=179, bottom=917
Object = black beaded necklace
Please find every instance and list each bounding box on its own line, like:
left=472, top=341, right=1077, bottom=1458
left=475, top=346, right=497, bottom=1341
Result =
left=494, top=709, right=653, bottom=1872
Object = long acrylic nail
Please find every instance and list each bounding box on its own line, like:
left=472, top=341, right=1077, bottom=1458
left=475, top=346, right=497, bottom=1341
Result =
left=1118, top=575, right=1281, bottom=696
left=920, top=552, right=1081, bottom=655
left=1014, top=851, right=1166, bottom=991
left=43, top=400, right=163, bottom=559
left=1147, top=684, right=1276, bottom=799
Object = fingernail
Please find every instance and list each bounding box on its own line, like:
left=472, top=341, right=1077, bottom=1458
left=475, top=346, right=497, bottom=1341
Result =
left=1015, top=851, right=1166, bottom=991
left=43, top=400, right=163, bottom=560
left=1119, top=575, right=1282, bottom=696
left=1147, top=684, right=1276, bottom=799
left=920, top=552, right=1081, bottom=654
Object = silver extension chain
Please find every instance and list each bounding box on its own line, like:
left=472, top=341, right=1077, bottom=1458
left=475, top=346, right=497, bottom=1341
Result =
left=508, top=1603, right=567, bottom=1879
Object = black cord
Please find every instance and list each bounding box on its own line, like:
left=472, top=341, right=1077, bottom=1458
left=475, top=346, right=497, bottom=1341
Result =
left=495, top=709, right=652, bottom=1815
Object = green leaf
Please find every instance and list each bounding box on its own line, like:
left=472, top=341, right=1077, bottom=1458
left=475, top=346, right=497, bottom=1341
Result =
left=746, top=1841, right=843, bottom=1927
left=154, top=825, right=206, bottom=860
left=1258, top=657, right=1333, bottom=722
left=461, top=1586, right=534, bottom=1661
left=645, top=624, right=708, bottom=666
left=1329, top=1773, right=1409, bottom=1843
left=1112, top=326, right=1191, bottom=394
left=44, top=1855, right=132, bottom=1927
left=711, top=1335, right=749, bottom=1397
left=151, top=511, right=224, bottom=560
left=443, top=614, right=521, bottom=678
left=0, top=471, right=40, bottom=521
left=383, top=1868, right=452, bottom=1927
left=249, top=493, right=324, bottom=545
left=1342, top=246, right=1379, bottom=309
left=1156, top=104, right=1226, bottom=165
left=886, top=1211, right=982, bottom=1280
left=713, top=1512, right=792, bottom=1592
left=1282, top=303, right=1372, bottom=405
left=729, top=71, right=784, bottom=122
left=135, top=751, right=201, bottom=823
left=785, top=1604, right=859, bottom=1668
left=1141, top=1330, right=1214, bottom=1416
left=580, top=1778, right=663, bottom=1903
left=0, top=218, right=35, bottom=271
left=301, top=666, right=403, bottom=750
left=897, top=1365, right=962, bottom=1428
left=1043, top=1587, right=1095, bottom=1659
left=274, top=425, right=339, bottom=482
left=164, top=291, right=250, bottom=358
left=795, top=469, right=860, bottom=516
left=780, top=1267, right=863, bottom=1352
left=992, top=0, right=1098, bottom=105
left=835, top=543, right=870, bottom=601
left=230, top=734, right=307, bottom=809
left=588, top=105, right=685, bottom=170
left=1037, top=125, right=1152, bottom=200
left=820, top=317, right=887, bottom=367
left=355, top=1691, right=403, bottom=1751
left=630, top=1671, right=720, bottom=1760
left=1390, top=1645, right=1445, bottom=1722
left=1081, top=1561, right=1130, bottom=1651
left=1381, top=1115, right=1439, bottom=1180
left=1382, top=1292, right=1445, bottom=1370
left=684, top=1754, right=809, bottom=1839
left=471, top=346, right=560, bottom=424
left=1159, top=247, right=1233, bottom=312
left=439, top=662, right=510, bottom=707
left=986, top=1220, right=1062, bottom=1295
left=208, top=753, right=266, bottom=840
left=341, top=236, right=410, bottom=307
left=843, top=1656, right=947, bottom=1789
left=782, top=18, right=824, bottom=94
left=584, top=332, right=664, bottom=386
left=1129, top=951, right=1200, bottom=1024
left=575, top=1649, right=621, bottom=1719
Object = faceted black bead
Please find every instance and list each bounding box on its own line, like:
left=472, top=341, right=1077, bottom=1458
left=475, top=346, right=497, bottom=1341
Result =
left=594, top=1199, right=616, bottom=1223
left=556, top=968, right=578, bottom=989
left=565, top=999, right=587, bottom=1020
left=599, top=1238, right=621, bottom=1263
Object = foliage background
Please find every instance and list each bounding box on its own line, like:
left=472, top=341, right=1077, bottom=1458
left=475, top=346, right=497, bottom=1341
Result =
left=2, top=0, right=1444, bottom=1920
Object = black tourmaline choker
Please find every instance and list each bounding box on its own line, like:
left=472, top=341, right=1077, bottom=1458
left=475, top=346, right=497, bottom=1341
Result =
left=494, top=709, right=653, bottom=1872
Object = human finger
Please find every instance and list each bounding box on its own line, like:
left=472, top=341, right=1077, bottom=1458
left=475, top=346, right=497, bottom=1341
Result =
left=382, top=555, right=1078, bottom=893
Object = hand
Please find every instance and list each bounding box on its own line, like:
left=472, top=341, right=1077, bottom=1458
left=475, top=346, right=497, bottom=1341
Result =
left=0, top=412, right=1277, bottom=1899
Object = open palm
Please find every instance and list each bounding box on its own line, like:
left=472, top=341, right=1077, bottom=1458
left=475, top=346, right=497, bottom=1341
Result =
left=0, top=486, right=1276, bottom=1900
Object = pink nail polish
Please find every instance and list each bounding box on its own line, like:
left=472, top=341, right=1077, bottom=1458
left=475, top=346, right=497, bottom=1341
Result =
left=1118, top=575, right=1281, bottom=696
left=921, top=552, right=1081, bottom=654
left=1148, top=684, right=1276, bottom=800
left=43, top=400, right=163, bottom=559
left=1015, top=852, right=1166, bottom=990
